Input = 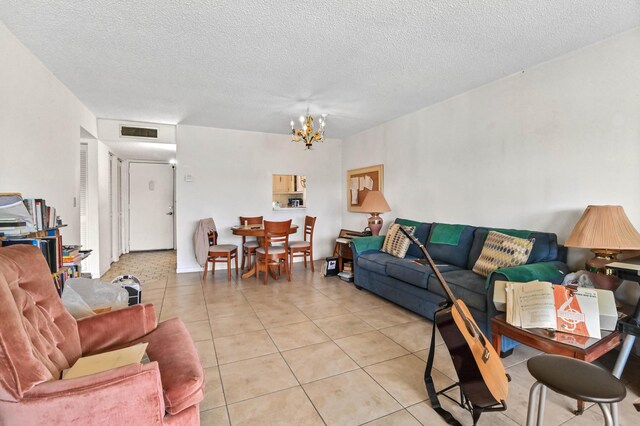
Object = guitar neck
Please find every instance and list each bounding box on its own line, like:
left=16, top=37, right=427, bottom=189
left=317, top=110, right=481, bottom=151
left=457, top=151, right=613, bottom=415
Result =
left=416, top=242, right=465, bottom=313
left=398, top=228, right=467, bottom=320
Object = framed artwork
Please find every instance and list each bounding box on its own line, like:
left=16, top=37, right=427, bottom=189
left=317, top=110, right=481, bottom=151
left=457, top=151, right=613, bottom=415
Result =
left=346, top=164, right=384, bottom=212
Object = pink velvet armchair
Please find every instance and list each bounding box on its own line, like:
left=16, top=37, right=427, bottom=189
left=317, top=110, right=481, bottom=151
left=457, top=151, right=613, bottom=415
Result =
left=0, top=245, right=204, bottom=425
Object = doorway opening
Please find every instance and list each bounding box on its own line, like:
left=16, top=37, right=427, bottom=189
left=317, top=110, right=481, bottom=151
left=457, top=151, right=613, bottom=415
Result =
left=128, top=162, right=175, bottom=251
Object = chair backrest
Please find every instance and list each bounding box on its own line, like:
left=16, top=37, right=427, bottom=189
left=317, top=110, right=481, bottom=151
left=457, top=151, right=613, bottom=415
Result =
left=239, top=216, right=263, bottom=226
left=0, top=245, right=82, bottom=400
left=303, top=216, right=317, bottom=243
left=263, top=220, right=292, bottom=255
left=239, top=216, right=263, bottom=243
left=207, top=230, right=219, bottom=246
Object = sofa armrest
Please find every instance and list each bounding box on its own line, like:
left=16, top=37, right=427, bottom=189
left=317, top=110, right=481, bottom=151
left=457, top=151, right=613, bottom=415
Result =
left=351, top=236, right=385, bottom=254
left=77, top=303, right=157, bottom=355
left=8, top=362, right=166, bottom=424
left=488, top=261, right=569, bottom=288
left=485, top=261, right=569, bottom=323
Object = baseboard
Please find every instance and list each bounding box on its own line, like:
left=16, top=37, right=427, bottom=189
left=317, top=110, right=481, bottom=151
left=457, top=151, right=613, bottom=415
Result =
left=176, top=266, right=204, bottom=274
left=176, top=257, right=317, bottom=274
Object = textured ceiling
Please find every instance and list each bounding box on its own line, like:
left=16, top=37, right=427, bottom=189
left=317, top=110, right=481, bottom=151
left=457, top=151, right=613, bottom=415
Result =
left=1, top=1, right=639, bottom=139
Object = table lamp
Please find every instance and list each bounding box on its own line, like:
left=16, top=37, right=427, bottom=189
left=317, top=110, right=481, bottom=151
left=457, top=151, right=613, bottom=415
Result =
left=564, top=205, right=640, bottom=273
left=360, top=191, right=391, bottom=236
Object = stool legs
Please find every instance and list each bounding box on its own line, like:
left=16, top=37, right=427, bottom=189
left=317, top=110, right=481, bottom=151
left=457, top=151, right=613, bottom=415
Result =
left=611, top=402, right=618, bottom=426
left=597, top=403, right=613, bottom=426
left=537, top=385, right=547, bottom=426
left=526, top=382, right=549, bottom=426
left=527, top=381, right=545, bottom=426
left=527, top=381, right=620, bottom=426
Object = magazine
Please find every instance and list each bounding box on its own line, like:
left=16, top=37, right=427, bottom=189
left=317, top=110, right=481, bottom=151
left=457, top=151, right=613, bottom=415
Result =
left=505, top=281, right=600, bottom=339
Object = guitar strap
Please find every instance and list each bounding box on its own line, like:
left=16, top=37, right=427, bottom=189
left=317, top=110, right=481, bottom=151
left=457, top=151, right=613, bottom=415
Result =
left=424, top=307, right=462, bottom=426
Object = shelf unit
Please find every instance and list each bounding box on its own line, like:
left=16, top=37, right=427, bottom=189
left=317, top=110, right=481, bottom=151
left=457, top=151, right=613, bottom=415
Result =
left=1, top=224, right=89, bottom=296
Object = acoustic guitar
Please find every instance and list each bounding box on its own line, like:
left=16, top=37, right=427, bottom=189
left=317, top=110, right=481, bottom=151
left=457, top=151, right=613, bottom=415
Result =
left=399, top=226, right=509, bottom=409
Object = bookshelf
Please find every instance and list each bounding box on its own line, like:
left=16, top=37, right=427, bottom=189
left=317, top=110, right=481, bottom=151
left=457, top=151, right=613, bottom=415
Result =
left=0, top=194, right=91, bottom=296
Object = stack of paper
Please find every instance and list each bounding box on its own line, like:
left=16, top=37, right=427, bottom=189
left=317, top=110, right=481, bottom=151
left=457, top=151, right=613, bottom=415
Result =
left=504, top=281, right=601, bottom=338
left=62, top=343, right=148, bottom=380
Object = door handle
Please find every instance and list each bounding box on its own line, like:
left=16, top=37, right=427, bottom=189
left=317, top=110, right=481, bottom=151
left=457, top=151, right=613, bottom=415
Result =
left=166, top=212, right=173, bottom=216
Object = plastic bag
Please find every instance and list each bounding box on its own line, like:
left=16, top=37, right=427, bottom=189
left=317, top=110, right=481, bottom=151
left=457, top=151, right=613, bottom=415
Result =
left=63, top=278, right=129, bottom=317
left=562, top=270, right=596, bottom=288
left=61, top=284, right=95, bottom=319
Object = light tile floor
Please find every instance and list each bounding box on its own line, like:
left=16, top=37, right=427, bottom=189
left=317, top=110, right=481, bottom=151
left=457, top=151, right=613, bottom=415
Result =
left=103, top=251, right=640, bottom=426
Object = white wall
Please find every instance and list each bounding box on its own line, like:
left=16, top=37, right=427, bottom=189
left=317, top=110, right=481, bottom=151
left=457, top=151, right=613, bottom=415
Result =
left=97, top=142, right=112, bottom=276
left=121, top=160, right=130, bottom=255
left=0, top=21, right=97, bottom=245
left=110, top=154, right=120, bottom=262
left=342, top=28, right=640, bottom=270
left=82, top=138, right=113, bottom=277
left=176, top=125, right=342, bottom=273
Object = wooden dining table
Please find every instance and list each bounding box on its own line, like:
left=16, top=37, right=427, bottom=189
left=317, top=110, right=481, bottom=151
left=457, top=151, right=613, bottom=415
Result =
left=231, top=224, right=298, bottom=279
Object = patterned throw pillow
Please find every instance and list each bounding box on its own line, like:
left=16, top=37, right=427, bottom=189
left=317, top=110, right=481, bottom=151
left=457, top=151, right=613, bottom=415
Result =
left=381, top=224, right=415, bottom=258
left=472, top=231, right=534, bottom=277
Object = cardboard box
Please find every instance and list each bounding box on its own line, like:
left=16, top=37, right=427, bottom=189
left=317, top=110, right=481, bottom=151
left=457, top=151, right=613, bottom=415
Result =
left=493, top=280, right=508, bottom=312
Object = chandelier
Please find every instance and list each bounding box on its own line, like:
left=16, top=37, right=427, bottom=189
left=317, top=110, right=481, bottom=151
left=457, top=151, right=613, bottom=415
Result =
left=290, top=110, right=326, bottom=150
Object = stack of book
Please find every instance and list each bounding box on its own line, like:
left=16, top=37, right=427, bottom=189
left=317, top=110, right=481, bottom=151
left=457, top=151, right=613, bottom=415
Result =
left=23, top=198, right=57, bottom=231
left=53, top=265, right=78, bottom=296
left=0, top=193, right=36, bottom=236
left=62, top=245, right=81, bottom=266
left=338, top=262, right=354, bottom=282
left=0, top=218, right=30, bottom=237
left=2, top=235, right=61, bottom=273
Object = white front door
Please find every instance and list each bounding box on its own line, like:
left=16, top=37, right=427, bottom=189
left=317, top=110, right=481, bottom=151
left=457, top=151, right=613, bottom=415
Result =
left=129, top=162, right=174, bottom=251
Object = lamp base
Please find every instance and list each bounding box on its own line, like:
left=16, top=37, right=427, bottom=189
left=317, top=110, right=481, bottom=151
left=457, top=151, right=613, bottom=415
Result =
left=585, top=250, right=624, bottom=291
left=585, top=249, right=620, bottom=274
left=368, top=214, right=383, bottom=236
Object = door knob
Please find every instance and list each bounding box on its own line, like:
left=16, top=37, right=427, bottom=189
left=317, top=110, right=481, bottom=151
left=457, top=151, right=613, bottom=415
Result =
left=166, top=212, right=173, bottom=216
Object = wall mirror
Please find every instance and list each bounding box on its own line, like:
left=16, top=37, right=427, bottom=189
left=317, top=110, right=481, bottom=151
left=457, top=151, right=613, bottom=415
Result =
left=272, top=175, right=306, bottom=210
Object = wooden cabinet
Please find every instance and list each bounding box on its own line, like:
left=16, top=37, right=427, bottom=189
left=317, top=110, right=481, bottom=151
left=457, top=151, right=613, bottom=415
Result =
left=272, top=174, right=307, bottom=209
left=333, top=229, right=370, bottom=272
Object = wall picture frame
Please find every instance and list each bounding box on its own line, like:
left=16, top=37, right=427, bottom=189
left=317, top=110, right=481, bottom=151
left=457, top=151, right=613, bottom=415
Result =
left=346, top=164, right=384, bottom=212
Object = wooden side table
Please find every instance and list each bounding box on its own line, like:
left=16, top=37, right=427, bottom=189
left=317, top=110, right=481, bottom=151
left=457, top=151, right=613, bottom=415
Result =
left=333, top=229, right=369, bottom=272
left=491, top=315, right=622, bottom=362
left=491, top=314, right=622, bottom=413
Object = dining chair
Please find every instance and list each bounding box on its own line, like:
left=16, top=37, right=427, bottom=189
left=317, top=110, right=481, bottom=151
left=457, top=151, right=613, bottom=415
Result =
left=289, top=215, right=317, bottom=272
left=255, top=219, right=292, bottom=285
left=203, top=231, right=238, bottom=282
left=239, top=215, right=263, bottom=271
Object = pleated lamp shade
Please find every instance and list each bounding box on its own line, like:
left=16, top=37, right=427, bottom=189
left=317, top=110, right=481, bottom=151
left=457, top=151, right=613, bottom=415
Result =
left=565, top=205, right=640, bottom=251
left=360, top=191, right=391, bottom=214
left=360, top=191, right=391, bottom=236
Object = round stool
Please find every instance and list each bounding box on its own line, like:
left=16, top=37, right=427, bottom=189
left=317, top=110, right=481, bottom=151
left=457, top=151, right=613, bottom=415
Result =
left=526, top=354, right=626, bottom=426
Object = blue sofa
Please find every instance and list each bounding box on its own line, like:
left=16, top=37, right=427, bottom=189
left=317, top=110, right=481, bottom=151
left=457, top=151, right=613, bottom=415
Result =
left=351, top=218, right=569, bottom=354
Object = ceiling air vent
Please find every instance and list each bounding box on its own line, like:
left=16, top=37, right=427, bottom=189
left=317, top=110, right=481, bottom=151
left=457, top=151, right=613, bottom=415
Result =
left=120, top=126, right=158, bottom=138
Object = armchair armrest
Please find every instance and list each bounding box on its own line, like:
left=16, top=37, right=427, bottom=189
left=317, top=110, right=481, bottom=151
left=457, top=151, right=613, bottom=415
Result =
left=9, top=363, right=166, bottom=424
left=350, top=236, right=385, bottom=255
left=77, top=304, right=157, bottom=355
